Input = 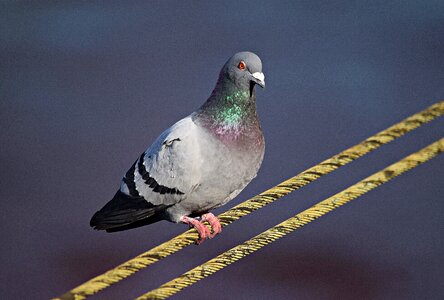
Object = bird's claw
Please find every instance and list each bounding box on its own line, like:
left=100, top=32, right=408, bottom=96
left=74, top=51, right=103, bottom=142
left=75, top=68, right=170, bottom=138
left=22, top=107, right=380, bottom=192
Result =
left=180, top=213, right=222, bottom=244
left=201, top=213, right=222, bottom=239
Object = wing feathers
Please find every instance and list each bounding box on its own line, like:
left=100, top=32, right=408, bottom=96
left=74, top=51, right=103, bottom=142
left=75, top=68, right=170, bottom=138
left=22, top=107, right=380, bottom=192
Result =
left=137, top=152, right=184, bottom=195
left=123, top=162, right=140, bottom=198
left=91, top=115, right=201, bottom=231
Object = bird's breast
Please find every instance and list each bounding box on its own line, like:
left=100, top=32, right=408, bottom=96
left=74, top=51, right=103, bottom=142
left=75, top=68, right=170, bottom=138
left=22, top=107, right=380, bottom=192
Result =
left=187, top=127, right=263, bottom=208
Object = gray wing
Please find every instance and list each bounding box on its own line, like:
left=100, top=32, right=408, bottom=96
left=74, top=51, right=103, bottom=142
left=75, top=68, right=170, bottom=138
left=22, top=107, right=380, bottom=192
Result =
left=120, top=115, right=202, bottom=206
left=91, top=115, right=202, bottom=231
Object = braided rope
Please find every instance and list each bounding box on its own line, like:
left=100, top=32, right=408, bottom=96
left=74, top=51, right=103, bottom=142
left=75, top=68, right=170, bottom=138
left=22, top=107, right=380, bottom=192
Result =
left=138, top=138, right=444, bottom=299
left=55, top=101, right=444, bottom=300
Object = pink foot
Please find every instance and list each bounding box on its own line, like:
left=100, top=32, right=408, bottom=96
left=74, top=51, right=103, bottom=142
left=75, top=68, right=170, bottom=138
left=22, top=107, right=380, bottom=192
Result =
left=180, top=216, right=211, bottom=245
left=201, top=213, right=222, bottom=238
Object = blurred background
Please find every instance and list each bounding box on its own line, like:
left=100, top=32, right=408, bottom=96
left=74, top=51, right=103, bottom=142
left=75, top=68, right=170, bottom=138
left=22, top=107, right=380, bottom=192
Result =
left=1, top=1, right=443, bottom=299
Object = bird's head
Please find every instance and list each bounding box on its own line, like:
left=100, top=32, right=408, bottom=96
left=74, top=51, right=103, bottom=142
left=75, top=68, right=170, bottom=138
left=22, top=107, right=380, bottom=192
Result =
left=220, top=51, right=265, bottom=96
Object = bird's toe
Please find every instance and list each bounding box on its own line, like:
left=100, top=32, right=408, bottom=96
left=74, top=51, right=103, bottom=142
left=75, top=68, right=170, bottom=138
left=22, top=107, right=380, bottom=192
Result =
left=180, top=215, right=211, bottom=244
left=202, top=213, right=222, bottom=238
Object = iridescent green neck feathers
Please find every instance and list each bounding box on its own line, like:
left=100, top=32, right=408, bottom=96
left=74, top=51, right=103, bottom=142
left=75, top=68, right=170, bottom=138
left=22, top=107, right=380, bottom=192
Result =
left=196, top=86, right=259, bottom=139
left=213, top=91, right=251, bottom=126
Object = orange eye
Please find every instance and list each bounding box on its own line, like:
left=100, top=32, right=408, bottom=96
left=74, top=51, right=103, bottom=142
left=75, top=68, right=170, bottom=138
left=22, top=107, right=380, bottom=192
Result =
left=238, top=61, right=246, bottom=70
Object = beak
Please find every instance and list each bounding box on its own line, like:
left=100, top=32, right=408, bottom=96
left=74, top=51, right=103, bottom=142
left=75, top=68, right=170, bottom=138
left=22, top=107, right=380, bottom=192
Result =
left=251, top=72, right=265, bottom=88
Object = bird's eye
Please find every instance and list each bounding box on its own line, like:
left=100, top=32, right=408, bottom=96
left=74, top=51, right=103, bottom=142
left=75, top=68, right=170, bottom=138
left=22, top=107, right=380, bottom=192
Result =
left=238, top=61, right=246, bottom=70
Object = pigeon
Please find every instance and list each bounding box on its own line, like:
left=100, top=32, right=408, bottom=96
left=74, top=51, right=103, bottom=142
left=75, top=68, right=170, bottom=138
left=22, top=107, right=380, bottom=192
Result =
left=90, top=51, right=266, bottom=244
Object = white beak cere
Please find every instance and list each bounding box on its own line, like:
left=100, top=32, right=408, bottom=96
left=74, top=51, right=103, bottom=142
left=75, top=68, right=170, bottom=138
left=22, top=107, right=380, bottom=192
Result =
left=252, top=72, right=265, bottom=87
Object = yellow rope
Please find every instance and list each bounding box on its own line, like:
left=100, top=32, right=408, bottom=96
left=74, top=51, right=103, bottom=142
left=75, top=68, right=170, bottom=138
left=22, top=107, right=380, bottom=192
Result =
left=55, top=101, right=444, bottom=300
left=138, top=138, right=444, bottom=299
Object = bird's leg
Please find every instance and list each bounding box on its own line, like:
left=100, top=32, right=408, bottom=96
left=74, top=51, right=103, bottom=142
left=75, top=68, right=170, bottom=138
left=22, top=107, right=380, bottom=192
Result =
left=201, top=212, right=222, bottom=238
left=180, top=216, right=211, bottom=245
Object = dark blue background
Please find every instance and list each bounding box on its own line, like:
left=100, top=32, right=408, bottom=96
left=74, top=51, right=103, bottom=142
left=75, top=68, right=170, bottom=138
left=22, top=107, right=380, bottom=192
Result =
left=1, top=1, right=443, bottom=299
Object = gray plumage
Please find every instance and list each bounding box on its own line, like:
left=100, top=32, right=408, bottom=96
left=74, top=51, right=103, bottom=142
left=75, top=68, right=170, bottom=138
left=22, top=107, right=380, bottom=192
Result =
left=91, top=51, right=266, bottom=233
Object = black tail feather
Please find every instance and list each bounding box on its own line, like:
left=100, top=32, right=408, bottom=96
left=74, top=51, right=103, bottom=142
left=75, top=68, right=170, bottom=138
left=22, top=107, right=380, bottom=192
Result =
left=90, top=190, right=167, bottom=232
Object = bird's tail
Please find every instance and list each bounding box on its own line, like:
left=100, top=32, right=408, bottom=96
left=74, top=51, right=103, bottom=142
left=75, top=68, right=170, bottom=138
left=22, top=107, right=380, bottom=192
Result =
left=90, top=191, right=166, bottom=232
